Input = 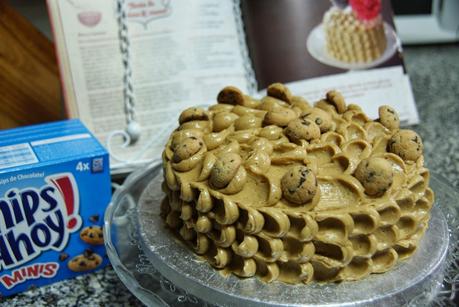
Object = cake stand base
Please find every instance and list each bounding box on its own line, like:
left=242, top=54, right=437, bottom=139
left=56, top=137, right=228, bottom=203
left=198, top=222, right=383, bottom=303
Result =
left=105, top=164, right=456, bottom=306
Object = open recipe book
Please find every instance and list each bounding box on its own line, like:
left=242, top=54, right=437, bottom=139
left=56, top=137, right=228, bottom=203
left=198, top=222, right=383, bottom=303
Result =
left=47, top=0, right=419, bottom=173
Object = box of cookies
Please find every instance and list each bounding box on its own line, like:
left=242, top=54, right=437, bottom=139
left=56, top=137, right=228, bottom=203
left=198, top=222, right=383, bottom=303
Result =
left=0, top=119, right=111, bottom=296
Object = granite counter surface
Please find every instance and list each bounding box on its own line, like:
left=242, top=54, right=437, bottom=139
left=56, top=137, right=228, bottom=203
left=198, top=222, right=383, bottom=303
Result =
left=1, top=44, right=458, bottom=307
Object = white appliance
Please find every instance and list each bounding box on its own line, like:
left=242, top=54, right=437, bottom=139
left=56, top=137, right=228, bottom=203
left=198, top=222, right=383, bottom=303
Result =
left=393, top=0, right=459, bottom=44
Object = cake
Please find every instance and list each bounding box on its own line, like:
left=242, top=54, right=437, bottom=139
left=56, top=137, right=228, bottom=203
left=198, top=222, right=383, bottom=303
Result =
left=323, top=0, right=387, bottom=63
left=160, top=83, right=433, bottom=284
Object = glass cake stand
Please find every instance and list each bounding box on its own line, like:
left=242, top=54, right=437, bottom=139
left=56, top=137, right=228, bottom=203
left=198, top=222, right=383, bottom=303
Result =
left=104, top=163, right=459, bottom=306
left=306, top=22, right=400, bottom=70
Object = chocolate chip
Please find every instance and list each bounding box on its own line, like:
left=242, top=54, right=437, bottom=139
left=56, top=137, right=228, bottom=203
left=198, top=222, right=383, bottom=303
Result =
left=89, top=214, right=100, bottom=223
left=367, top=174, right=376, bottom=183
left=84, top=249, right=94, bottom=258
left=297, top=176, right=306, bottom=189
left=89, top=233, right=94, bottom=238
left=79, top=261, right=86, bottom=267
left=59, top=253, right=69, bottom=261
left=300, top=168, right=310, bottom=176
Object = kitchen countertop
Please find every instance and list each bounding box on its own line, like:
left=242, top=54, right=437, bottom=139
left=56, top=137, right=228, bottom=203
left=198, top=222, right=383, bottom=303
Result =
left=2, top=44, right=459, bottom=307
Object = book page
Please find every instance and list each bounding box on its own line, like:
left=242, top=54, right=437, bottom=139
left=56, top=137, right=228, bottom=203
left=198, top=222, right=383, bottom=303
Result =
left=279, top=66, right=419, bottom=125
left=242, top=0, right=419, bottom=125
left=50, top=0, right=248, bottom=171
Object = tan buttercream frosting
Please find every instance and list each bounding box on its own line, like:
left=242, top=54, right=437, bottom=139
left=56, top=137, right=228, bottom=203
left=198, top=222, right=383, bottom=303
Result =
left=160, top=84, right=434, bottom=284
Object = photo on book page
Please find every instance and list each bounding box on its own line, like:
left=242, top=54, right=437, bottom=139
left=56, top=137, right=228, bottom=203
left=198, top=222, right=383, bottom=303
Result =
left=48, top=0, right=419, bottom=174
left=241, top=0, right=419, bottom=125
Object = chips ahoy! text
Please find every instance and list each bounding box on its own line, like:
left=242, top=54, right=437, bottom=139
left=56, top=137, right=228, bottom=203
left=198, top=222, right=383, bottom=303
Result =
left=0, top=120, right=111, bottom=297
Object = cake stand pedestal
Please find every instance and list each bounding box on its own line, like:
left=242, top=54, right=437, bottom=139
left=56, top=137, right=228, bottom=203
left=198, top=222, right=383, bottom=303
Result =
left=104, top=163, right=457, bottom=306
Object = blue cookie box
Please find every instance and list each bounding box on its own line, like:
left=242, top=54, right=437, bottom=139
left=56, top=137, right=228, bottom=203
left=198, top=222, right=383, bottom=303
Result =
left=0, top=119, right=111, bottom=297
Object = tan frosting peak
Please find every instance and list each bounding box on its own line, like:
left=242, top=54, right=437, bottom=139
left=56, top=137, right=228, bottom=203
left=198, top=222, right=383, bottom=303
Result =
left=160, top=85, right=434, bottom=284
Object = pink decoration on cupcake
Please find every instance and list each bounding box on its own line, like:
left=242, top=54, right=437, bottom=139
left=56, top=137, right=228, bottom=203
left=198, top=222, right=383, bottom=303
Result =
left=78, top=11, right=102, bottom=27
left=349, top=0, right=381, bottom=21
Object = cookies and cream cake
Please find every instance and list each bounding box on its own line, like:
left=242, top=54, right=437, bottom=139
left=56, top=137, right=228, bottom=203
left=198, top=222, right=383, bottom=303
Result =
left=324, top=0, right=387, bottom=63
left=160, top=83, right=433, bottom=284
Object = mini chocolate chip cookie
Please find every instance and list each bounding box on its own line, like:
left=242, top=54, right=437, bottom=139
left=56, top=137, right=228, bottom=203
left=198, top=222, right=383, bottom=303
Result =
left=179, top=107, right=208, bottom=124
left=354, top=157, right=394, bottom=196
left=285, top=118, right=321, bottom=143
left=172, top=137, right=204, bottom=163
left=68, top=250, right=102, bottom=272
left=326, top=90, right=346, bottom=114
left=347, top=104, right=362, bottom=112
left=217, top=86, right=245, bottom=105
left=281, top=166, right=317, bottom=204
left=387, top=130, right=423, bottom=161
left=80, top=226, right=104, bottom=245
left=170, top=130, right=203, bottom=151
left=209, top=153, right=242, bottom=189
left=267, top=83, right=292, bottom=103
left=378, top=105, right=400, bottom=130
left=302, top=108, right=333, bottom=133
